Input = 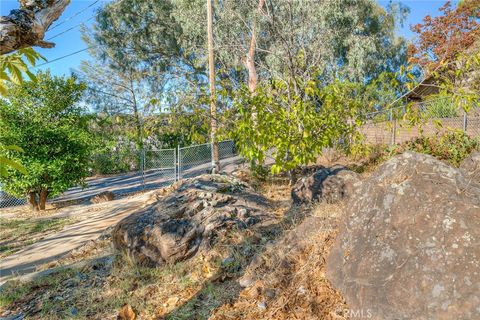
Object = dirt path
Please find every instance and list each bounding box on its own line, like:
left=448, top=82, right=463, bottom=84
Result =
left=0, top=191, right=155, bottom=284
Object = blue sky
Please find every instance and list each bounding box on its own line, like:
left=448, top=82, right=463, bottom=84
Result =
left=0, top=0, right=455, bottom=76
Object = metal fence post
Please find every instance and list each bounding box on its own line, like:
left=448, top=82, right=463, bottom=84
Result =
left=177, top=144, right=181, bottom=181
left=463, top=111, right=468, bottom=132
left=141, top=148, right=145, bottom=189
left=389, top=109, right=396, bottom=145
left=211, top=141, right=214, bottom=172
left=174, top=146, right=177, bottom=182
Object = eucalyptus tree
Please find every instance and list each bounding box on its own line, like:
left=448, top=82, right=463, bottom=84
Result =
left=172, top=0, right=409, bottom=91
left=78, top=60, right=160, bottom=150
left=81, top=0, right=411, bottom=173
left=78, top=0, right=183, bottom=150
left=80, top=0, right=410, bottom=148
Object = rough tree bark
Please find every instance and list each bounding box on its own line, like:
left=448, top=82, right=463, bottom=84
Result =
left=0, top=0, right=70, bottom=55
left=39, top=188, right=48, bottom=210
left=28, top=191, right=39, bottom=211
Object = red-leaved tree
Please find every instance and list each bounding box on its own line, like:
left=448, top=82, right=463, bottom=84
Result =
left=408, top=0, right=480, bottom=72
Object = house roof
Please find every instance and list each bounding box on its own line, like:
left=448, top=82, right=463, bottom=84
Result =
left=405, top=76, right=439, bottom=101
left=405, top=40, right=480, bottom=101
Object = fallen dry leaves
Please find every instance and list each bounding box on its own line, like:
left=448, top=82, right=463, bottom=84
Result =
left=117, top=304, right=136, bottom=320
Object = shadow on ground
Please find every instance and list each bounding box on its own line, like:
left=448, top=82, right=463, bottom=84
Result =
left=162, top=194, right=309, bottom=320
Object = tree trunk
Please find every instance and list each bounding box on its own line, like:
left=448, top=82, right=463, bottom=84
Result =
left=128, top=75, right=144, bottom=151
left=39, top=188, right=48, bottom=210
left=244, top=33, right=258, bottom=93
left=242, top=0, right=265, bottom=93
left=241, top=0, right=265, bottom=168
left=28, top=192, right=39, bottom=211
left=207, top=0, right=220, bottom=173
left=0, top=0, right=70, bottom=55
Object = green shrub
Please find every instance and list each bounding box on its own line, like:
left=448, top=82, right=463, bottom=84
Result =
left=389, top=131, right=479, bottom=166
left=422, top=94, right=458, bottom=119
left=233, top=79, right=362, bottom=175
left=90, top=149, right=139, bottom=175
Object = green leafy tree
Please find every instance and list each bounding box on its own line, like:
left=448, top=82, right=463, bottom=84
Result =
left=79, top=1, right=180, bottom=152
left=233, top=78, right=363, bottom=176
left=0, top=71, right=91, bottom=211
left=433, top=51, right=480, bottom=113
left=77, top=60, right=157, bottom=150
left=173, top=0, right=409, bottom=87
left=422, top=94, right=459, bottom=118
left=398, top=50, right=480, bottom=126
left=0, top=48, right=44, bottom=95
left=0, top=145, right=27, bottom=177
left=0, top=48, right=45, bottom=176
left=87, top=0, right=409, bottom=110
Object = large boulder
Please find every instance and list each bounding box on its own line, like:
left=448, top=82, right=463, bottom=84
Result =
left=460, top=151, right=480, bottom=184
left=291, top=166, right=360, bottom=204
left=327, top=152, right=480, bottom=320
left=112, top=174, right=272, bottom=267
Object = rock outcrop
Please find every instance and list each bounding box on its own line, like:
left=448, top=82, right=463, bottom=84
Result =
left=90, top=191, right=115, bottom=204
left=112, top=174, right=272, bottom=267
left=291, top=166, right=360, bottom=204
left=460, top=151, right=480, bottom=184
left=327, top=151, right=480, bottom=320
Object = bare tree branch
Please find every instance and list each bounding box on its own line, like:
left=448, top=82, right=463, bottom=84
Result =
left=0, top=0, right=70, bottom=55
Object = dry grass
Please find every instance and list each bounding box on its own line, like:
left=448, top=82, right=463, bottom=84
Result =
left=0, top=224, right=276, bottom=319
left=0, top=217, right=77, bottom=258
left=0, top=174, right=348, bottom=320
left=259, top=179, right=291, bottom=203
left=211, top=202, right=347, bottom=320
left=0, top=204, right=60, bottom=219
left=36, top=236, right=113, bottom=272
left=315, top=147, right=385, bottom=178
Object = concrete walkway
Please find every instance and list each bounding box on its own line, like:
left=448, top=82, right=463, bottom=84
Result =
left=0, top=191, right=155, bottom=284
left=0, top=159, right=246, bottom=284
left=53, top=156, right=243, bottom=204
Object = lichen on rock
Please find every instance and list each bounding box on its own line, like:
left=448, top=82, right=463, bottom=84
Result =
left=112, top=174, right=273, bottom=267
left=327, top=151, right=480, bottom=320
left=460, top=151, right=480, bottom=185
left=291, top=165, right=361, bottom=204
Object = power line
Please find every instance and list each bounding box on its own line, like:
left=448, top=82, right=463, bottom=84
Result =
left=47, top=16, right=95, bottom=41
left=33, top=47, right=96, bottom=69
left=48, top=0, right=101, bottom=31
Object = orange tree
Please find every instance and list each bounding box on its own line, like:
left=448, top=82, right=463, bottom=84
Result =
left=0, top=71, right=91, bottom=211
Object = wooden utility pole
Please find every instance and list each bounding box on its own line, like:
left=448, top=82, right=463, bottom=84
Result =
left=207, top=0, right=220, bottom=173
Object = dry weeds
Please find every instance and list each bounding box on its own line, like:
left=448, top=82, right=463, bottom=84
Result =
left=211, top=202, right=347, bottom=320
left=0, top=174, right=348, bottom=320
left=0, top=217, right=78, bottom=258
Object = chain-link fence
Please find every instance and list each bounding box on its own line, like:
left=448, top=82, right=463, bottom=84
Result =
left=360, top=102, right=480, bottom=145
left=142, top=149, right=177, bottom=190
left=178, top=142, right=212, bottom=179
left=0, top=183, right=25, bottom=208
left=177, top=140, right=237, bottom=180
left=218, top=140, right=236, bottom=160
left=0, top=140, right=238, bottom=210
left=90, top=148, right=141, bottom=175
